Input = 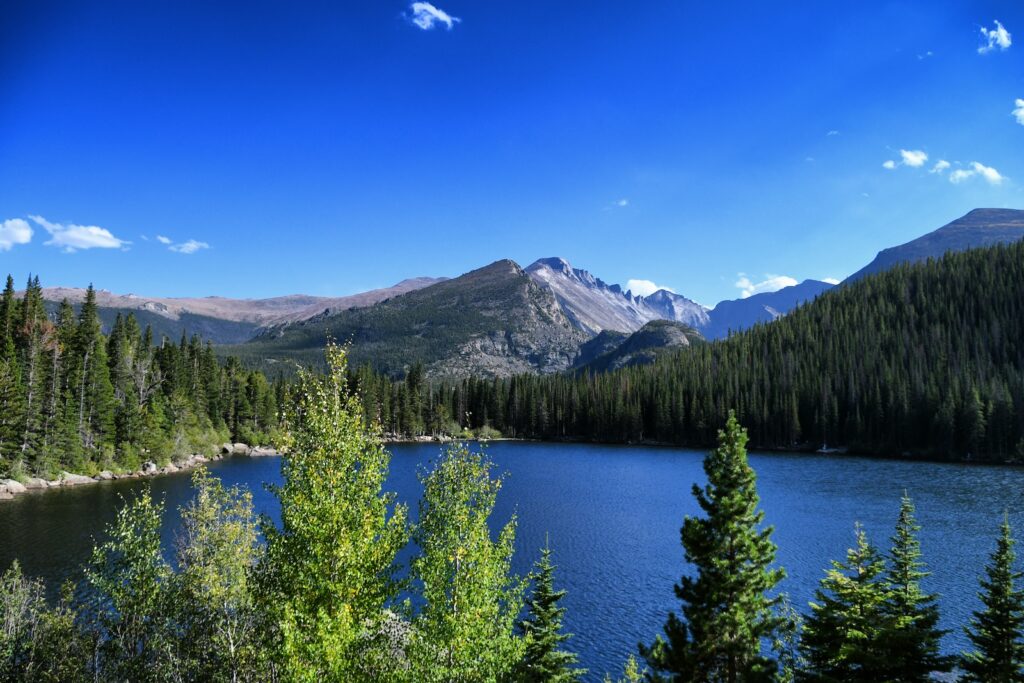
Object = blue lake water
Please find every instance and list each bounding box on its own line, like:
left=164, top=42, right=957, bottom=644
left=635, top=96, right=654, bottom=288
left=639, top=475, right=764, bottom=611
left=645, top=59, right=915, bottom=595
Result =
left=0, top=441, right=1022, bottom=679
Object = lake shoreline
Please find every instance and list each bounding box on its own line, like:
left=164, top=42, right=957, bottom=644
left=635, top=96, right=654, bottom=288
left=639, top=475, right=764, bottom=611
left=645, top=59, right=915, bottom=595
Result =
left=384, top=434, right=1024, bottom=468
left=0, top=442, right=281, bottom=502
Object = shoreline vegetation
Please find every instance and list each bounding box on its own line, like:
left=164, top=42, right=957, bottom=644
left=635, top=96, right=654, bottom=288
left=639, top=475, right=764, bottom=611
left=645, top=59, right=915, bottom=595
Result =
left=0, top=442, right=280, bottom=501
left=0, top=276, right=282, bottom=490
left=0, top=344, right=1022, bottom=681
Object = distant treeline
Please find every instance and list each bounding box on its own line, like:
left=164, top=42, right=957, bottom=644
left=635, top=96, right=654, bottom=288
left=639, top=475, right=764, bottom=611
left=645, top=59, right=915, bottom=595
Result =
left=0, top=276, right=283, bottom=478
left=350, top=241, right=1024, bottom=462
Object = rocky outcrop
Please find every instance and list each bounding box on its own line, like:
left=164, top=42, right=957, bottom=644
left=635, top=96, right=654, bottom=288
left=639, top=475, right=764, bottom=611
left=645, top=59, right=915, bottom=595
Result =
left=60, top=472, right=96, bottom=486
left=0, top=445, right=277, bottom=502
left=1, top=479, right=27, bottom=494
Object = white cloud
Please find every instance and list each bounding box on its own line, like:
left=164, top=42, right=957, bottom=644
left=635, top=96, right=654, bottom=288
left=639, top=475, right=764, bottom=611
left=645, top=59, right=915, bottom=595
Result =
left=823, top=277, right=841, bottom=285
left=882, top=160, right=897, bottom=170
left=615, top=198, right=629, bottom=207
left=734, top=273, right=799, bottom=299
left=948, top=161, right=1005, bottom=185
left=827, top=130, right=840, bottom=136
left=917, top=50, right=934, bottom=60
left=29, top=215, right=129, bottom=252
left=979, top=20, right=1011, bottom=54
left=626, top=279, right=674, bottom=297
left=930, top=159, right=951, bottom=174
left=408, top=2, right=460, bottom=30
left=900, top=149, right=928, bottom=167
left=1013, top=98, right=1024, bottom=125
left=0, top=218, right=33, bottom=251
left=168, top=239, right=210, bottom=254
left=156, top=235, right=172, bottom=244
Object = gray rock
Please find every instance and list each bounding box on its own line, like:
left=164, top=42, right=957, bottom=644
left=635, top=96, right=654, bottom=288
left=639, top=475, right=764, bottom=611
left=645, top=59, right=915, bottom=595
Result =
left=95, top=471, right=115, bottom=481
left=60, top=472, right=95, bottom=486
left=23, top=477, right=49, bottom=489
left=249, top=446, right=279, bottom=457
left=0, top=489, right=13, bottom=501
left=161, top=463, right=179, bottom=474
left=1, top=479, right=27, bottom=494
left=231, top=442, right=251, bottom=455
left=141, top=461, right=158, bottom=475
left=221, top=443, right=233, bottom=454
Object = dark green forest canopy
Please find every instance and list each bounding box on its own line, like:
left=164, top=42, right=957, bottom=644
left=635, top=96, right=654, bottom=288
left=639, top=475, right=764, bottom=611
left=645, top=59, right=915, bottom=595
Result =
left=0, top=277, right=281, bottom=478
left=348, top=241, right=1024, bottom=462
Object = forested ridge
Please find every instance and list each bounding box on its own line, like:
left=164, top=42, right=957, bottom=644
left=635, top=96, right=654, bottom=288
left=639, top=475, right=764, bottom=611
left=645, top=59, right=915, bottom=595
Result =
left=351, top=241, right=1024, bottom=462
left=0, top=275, right=281, bottom=479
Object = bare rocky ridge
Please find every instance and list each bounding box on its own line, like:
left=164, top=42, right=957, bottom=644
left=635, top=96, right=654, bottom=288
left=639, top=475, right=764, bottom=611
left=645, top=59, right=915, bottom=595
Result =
left=39, top=277, right=445, bottom=326
left=526, top=257, right=675, bottom=334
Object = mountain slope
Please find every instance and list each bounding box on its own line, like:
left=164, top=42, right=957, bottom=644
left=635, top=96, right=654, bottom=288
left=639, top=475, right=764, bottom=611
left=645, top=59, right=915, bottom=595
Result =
left=579, top=320, right=702, bottom=372
left=525, top=257, right=660, bottom=334
left=409, top=240, right=1024, bottom=461
left=232, top=260, right=587, bottom=377
left=701, top=279, right=833, bottom=339
left=643, top=289, right=710, bottom=329
left=847, top=208, right=1024, bottom=281
left=36, top=278, right=444, bottom=344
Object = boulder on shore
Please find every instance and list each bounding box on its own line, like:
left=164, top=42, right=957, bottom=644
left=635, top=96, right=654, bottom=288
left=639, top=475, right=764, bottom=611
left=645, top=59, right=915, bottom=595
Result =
left=231, top=443, right=251, bottom=456
left=23, top=477, right=49, bottom=489
left=1, top=479, right=27, bottom=494
left=141, top=461, right=158, bottom=475
left=220, top=443, right=232, bottom=454
left=60, top=472, right=95, bottom=486
left=249, top=446, right=279, bottom=457
left=0, top=490, right=12, bottom=501
left=95, top=471, right=115, bottom=481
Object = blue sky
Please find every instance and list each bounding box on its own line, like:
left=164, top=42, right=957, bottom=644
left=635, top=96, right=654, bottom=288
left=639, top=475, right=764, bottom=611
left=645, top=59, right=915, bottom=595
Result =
left=1, top=1, right=1022, bottom=305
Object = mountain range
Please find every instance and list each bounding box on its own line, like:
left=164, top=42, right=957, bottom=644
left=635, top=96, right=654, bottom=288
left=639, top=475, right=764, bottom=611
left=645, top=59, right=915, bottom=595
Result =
left=32, top=207, right=1024, bottom=377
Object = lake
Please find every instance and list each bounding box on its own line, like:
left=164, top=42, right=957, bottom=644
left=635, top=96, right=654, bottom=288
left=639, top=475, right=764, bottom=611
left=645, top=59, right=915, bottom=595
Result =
left=1, top=441, right=1022, bottom=679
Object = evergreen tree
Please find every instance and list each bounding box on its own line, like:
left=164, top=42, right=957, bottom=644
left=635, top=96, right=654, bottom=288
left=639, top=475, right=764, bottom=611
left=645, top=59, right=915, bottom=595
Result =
left=962, top=517, right=1024, bottom=682
left=641, top=412, right=785, bottom=682
left=882, top=494, right=950, bottom=680
left=517, top=542, right=586, bottom=682
left=409, top=443, right=525, bottom=682
left=798, top=525, right=892, bottom=682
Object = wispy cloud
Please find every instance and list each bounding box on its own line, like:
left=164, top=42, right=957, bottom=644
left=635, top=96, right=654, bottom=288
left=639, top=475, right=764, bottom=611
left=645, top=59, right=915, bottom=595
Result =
left=735, top=273, right=798, bottom=299
left=1014, top=98, right=1024, bottom=125
left=978, top=20, right=1012, bottom=54
left=930, top=159, right=951, bottom=174
left=408, top=2, right=460, bottom=30
left=949, top=161, right=1005, bottom=185
left=29, top=215, right=129, bottom=252
left=917, top=50, right=934, bottom=60
left=822, top=277, right=841, bottom=285
left=168, top=239, right=210, bottom=254
left=156, top=235, right=172, bottom=245
left=626, top=279, right=673, bottom=297
left=882, top=149, right=928, bottom=170
left=826, top=130, right=840, bottom=136
left=0, top=218, right=33, bottom=252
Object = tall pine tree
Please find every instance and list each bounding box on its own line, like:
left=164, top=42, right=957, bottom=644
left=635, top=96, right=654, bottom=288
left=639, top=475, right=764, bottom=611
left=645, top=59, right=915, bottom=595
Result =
left=962, top=516, right=1024, bottom=682
left=641, top=411, right=785, bottom=682
left=517, top=541, right=585, bottom=682
left=881, top=494, right=950, bottom=680
left=798, top=525, right=892, bottom=682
